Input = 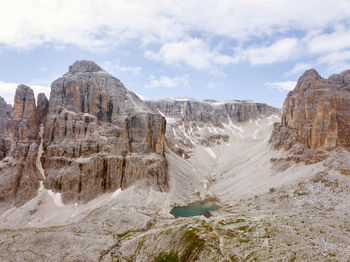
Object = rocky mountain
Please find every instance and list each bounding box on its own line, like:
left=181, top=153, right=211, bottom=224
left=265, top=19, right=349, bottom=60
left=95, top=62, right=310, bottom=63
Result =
left=2, top=64, right=350, bottom=261
left=41, top=60, right=167, bottom=203
left=0, top=61, right=168, bottom=210
left=0, top=60, right=280, bottom=210
left=0, top=85, right=41, bottom=209
left=270, top=69, right=350, bottom=164
left=146, top=98, right=280, bottom=158
left=0, top=97, right=11, bottom=160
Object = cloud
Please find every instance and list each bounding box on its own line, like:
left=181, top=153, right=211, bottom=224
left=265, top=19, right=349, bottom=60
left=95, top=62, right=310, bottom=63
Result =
left=102, top=61, right=142, bottom=76
left=285, top=62, right=313, bottom=76
left=0, top=81, right=50, bottom=105
left=145, top=38, right=234, bottom=72
left=145, top=75, right=189, bottom=89
left=316, top=50, right=350, bottom=73
left=306, top=26, right=350, bottom=55
left=235, top=38, right=300, bottom=65
left=1, top=1, right=349, bottom=50
left=1, top=1, right=350, bottom=73
left=299, top=25, right=350, bottom=72
left=265, top=81, right=297, bottom=92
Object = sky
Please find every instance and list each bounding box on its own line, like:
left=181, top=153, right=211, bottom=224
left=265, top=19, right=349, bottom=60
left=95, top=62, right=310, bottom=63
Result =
left=0, top=1, right=350, bottom=108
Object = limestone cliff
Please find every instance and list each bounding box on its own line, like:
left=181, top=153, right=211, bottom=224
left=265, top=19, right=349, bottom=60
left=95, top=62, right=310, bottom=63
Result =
left=0, top=97, right=12, bottom=160
left=270, top=69, right=350, bottom=162
left=0, top=86, right=41, bottom=209
left=146, top=98, right=280, bottom=158
left=41, top=60, right=168, bottom=203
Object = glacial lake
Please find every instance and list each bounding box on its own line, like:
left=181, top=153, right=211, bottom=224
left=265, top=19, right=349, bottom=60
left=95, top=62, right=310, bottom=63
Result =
left=170, top=203, right=219, bottom=217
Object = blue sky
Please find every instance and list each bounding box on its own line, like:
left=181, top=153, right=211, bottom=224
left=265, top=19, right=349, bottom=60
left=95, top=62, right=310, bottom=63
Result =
left=1, top=1, right=350, bottom=108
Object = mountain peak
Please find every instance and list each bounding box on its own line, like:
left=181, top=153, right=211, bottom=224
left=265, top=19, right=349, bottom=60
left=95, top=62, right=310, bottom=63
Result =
left=68, top=60, right=104, bottom=74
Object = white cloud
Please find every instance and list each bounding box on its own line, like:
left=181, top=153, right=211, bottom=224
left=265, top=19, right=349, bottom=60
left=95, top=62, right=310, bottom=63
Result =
left=316, top=50, right=350, bottom=73
left=145, top=75, right=189, bottom=89
left=0, top=1, right=348, bottom=49
left=0, top=81, right=50, bottom=105
left=235, top=38, right=300, bottom=65
left=306, top=26, right=350, bottom=55
left=265, top=81, right=297, bottom=92
left=145, top=38, right=234, bottom=72
left=102, top=61, right=142, bottom=76
left=1, top=1, right=350, bottom=72
left=285, top=62, right=313, bottom=76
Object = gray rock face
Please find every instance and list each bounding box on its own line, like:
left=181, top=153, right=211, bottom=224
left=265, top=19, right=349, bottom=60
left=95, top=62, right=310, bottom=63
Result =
left=0, top=60, right=280, bottom=209
left=0, top=97, right=12, bottom=160
left=42, top=61, right=167, bottom=203
left=0, top=85, right=40, bottom=210
left=36, top=93, right=49, bottom=124
left=146, top=99, right=279, bottom=123
left=68, top=60, right=103, bottom=74
left=270, top=68, right=350, bottom=163
left=146, top=98, right=280, bottom=158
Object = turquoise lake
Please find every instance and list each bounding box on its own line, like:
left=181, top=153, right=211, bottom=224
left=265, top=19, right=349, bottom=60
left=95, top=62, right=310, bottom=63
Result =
left=170, top=203, right=219, bottom=217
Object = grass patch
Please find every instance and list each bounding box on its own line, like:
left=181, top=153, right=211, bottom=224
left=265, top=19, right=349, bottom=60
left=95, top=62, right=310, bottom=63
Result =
left=154, top=251, right=179, bottom=262
left=237, top=225, right=249, bottom=231
left=115, top=231, right=130, bottom=238
left=238, top=237, right=250, bottom=243
left=179, top=228, right=206, bottom=261
left=230, top=254, right=240, bottom=262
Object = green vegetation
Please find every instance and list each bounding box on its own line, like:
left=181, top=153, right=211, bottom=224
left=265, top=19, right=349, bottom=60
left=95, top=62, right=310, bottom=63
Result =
left=230, top=254, right=240, bottom=262
left=154, top=251, right=179, bottom=262
left=179, top=228, right=206, bottom=261
left=115, top=231, right=131, bottom=239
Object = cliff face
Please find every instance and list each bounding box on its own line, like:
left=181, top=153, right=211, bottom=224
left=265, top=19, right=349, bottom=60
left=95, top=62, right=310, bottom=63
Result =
left=41, top=61, right=167, bottom=203
left=0, top=61, right=168, bottom=209
left=146, top=99, right=279, bottom=124
left=0, top=60, right=280, bottom=209
left=269, top=69, right=350, bottom=161
left=0, top=86, right=41, bottom=208
left=146, top=98, right=280, bottom=158
left=0, top=97, right=12, bottom=160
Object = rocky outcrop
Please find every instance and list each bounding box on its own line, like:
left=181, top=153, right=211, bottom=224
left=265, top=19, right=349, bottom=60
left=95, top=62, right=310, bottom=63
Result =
left=145, top=99, right=279, bottom=124
left=36, top=93, right=49, bottom=124
left=270, top=69, right=350, bottom=162
left=0, top=85, right=40, bottom=209
left=146, top=98, right=280, bottom=158
left=0, top=97, right=12, bottom=160
left=42, top=60, right=168, bottom=203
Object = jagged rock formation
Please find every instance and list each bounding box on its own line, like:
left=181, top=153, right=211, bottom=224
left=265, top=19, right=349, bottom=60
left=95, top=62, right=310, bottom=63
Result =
left=270, top=69, right=350, bottom=162
left=146, top=98, right=280, bottom=158
left=36, top=93, right=49, bottom=124
left=41, top=60, right=167, bottom=203
left=0, top=97, right=12, bottom=160
left=0, top=60, right=280, bottom=209
left=0, top=86, right=41, bottom=209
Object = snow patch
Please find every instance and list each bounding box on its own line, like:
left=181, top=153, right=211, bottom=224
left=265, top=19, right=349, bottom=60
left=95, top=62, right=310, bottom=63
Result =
left=47, top=190, right=64, bottom=207
left=204, top=147, right=217, bottom=159
left=111, top=188, right=122, bottom=198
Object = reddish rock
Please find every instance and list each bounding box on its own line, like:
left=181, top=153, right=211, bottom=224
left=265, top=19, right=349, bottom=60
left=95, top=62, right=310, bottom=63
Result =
left=42, top=60, right=168, bottom=203
left=0, top=85, right=40, bottom=209
left=0, top=97, right=12, bottom=160
left=270, top=69, right=350, bottom=161
left=36, top=93, right=49, bottom=124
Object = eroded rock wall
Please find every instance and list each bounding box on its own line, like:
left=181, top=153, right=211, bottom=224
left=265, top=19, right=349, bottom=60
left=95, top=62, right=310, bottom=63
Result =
left=146, top=99, right=280, bottom=158
left=41, top=60, right=168, bottom=203
left=0, top=97, right=12, bottom=160
left=270, top=69, right=350, bottom=161
left=0, top=86, right=41, bottom=209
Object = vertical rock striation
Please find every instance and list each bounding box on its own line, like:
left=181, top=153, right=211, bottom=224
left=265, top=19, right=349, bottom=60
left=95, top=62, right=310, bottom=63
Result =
left=145, top=98, right=280, bottom=158
left=0, top=85, right=41, bottom=209
left=0, top=97, right=12, bottom=160
left=269, top=69, right=350, bottom=162
left=42, top=60, right=168, bottom=203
